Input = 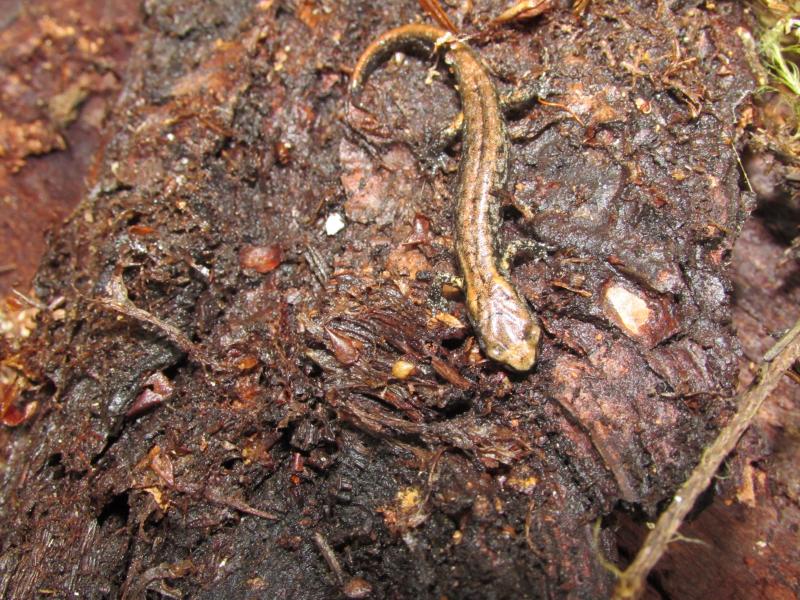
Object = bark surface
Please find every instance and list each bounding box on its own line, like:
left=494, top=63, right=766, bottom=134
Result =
left=0, top=1, right=774, bottom=598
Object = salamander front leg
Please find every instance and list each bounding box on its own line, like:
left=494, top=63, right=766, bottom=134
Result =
left=416, top=270, right=464, bottom=313
left=499, top=239, right=553, bottom=277
left=431, top=76, right=557, bottom=151
left=499, top=75, right=557, bottom=116
left=431, top=112, right=464, bottom=154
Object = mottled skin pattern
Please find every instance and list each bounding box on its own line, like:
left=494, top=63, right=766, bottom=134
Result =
left=350, top=24, right=541, bottom=371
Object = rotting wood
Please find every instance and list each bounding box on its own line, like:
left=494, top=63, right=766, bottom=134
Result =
left=612, top=315, right=800, bottom=599
left=0, top=1, right=768, bottom=598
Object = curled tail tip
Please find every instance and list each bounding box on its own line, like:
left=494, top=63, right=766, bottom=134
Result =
left=348, top=64, right=371, bottom=106
left=348, top=85, right=365, bottom=111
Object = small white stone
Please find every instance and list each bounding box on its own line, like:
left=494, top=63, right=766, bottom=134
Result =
left=604, top=285, right=651, bottom=335
left=325, top=212, right=345, bottom=236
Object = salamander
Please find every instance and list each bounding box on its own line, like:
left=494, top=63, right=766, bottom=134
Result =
left=349, top=23, right=541, bottom=372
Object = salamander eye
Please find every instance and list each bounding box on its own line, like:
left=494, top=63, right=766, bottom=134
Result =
left=486, top=343, right=506, bottom=362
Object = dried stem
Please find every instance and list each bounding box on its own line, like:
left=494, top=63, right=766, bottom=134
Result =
left=612, top=315, right=800, bottom=599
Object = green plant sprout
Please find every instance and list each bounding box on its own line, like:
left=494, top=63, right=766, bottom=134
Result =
left=758, top=6, right=800, bottom=140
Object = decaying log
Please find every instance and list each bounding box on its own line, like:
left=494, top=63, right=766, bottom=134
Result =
left=0, top=1, right=769, bottom=598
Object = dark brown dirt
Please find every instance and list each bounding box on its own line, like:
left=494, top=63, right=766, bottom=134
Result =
left=1, top=1, right=796, bottom=599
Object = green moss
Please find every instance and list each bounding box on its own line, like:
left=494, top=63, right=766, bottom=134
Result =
left=761, top=20, right=800, bottom=94
left=756, top=3, right=800, bottom=141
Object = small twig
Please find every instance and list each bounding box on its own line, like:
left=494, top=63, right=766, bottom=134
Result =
left=202, top=488, right=280, bottom=521
left=94, top=272, right=213, bottom=366
left=611, top=315, right=800, bottom=599
left=729, top=137, right=754, bottom=194
left=148, top=449, right=280, bottom=520
left=419, top=0, right=458, bottom=34
left=763, top=318, right=800, bottom=361
left=669, top=532, right=707, bottom=547
left=11, top=289, right=46, bottom=310
left=537, top=98, right=586, bottom=126
left=525, top=500, right=546, bottom=560
left=662, top=57, right=697, bottom=79
left=573, top=0, right=591, bottom=15
left=551, top=279, right=592, bottom=298
left=489, top=0, right=554, bottom=27
left=313, top=531, right=345, bottom=585
left=592, top=519, right=623, bottom=577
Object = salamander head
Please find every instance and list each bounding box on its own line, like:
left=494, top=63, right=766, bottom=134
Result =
left=476, top=281, right=542, bottom=372
left=483, top=319, right=541, bottom=372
